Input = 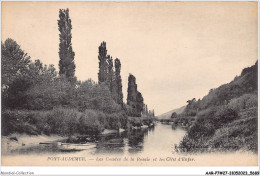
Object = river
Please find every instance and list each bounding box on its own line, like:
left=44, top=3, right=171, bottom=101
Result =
left=2, top=123, right=257, bottom=166
left=3, top=123, right=186, bottom=156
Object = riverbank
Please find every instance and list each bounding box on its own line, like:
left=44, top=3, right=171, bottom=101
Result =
left=176, top=106, right=258, bottom=153
left=2, top=107, right=155, bottom=155
left=159, top=116, right=195, bottom=128
left=2, top=108, right=154, bottom=137
left=2, top=123, right=257, bottom=166
left=1, top=134, right=66, bottom=155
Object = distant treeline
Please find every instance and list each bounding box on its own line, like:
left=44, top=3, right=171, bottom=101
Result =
left=1, top=8, right=154, bottom=136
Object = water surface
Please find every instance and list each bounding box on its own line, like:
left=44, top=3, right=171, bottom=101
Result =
left=4, top=123, right=187, bottom=156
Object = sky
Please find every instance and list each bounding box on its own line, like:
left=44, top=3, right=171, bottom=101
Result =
left=2, top=2, right=258, bottom=115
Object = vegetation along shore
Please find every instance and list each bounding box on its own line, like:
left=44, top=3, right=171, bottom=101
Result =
left=1, top=8, right=155, bottom=144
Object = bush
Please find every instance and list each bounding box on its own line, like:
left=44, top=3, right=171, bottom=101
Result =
left=45, top=108, right=81, bottom=135
left=2, top=110, right=40, bottom=135
left=188, top=119, right=215, bottom=139
left=141, top=117, right=153, bottom=126
left=78, top=110, right=104, bottom=134
left=172, top=116, right=195, bottom=128
left=206, top=111, right=257, bottom=152
left=214, top=107, right=238, bottom=127
left=128, top=117, right=142, bottom=127
left=176, top=134, right=209, bottom=153
left=228, top=93, right=257, bottom=112
left=171, top=112, right=177, bottom=118
left=76, top=81, right=122, bottom=113
left=177, top=106, right=241, bottom=153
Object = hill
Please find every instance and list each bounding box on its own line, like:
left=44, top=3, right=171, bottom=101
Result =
left=183, top=60, right=258, bottom=116
left=175, top=60, right=258, bottom=153
left=157, top=106, right=185, bottom=119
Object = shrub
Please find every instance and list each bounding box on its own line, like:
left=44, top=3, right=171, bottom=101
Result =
left=228, top=93, right=257, bottom=112
left=171, top=112, right=177, bottom=118
left=76, top=81, right=122, bottom=113
left=177, top=134, right=209, bottom=153
left=177, top=106, right=240, bottom=153
left=214, top=107, right=238, bottom=127
left=128, top=117, right=142, bottom=127
left=172, top=116, right=196, bottom=128
left=188, top=120, right=215, bottom=139
left=1, top=110, right=40, bottom=135
left=78, top=109, right=105, bottom=134
left=44, top=108, right=81, bottom=135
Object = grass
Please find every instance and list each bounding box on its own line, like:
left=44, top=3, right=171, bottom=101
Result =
left=176, top=105, right=257, bottom=153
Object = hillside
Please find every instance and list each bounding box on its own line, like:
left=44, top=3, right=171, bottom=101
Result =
left=183, top=61, right=258, bottom=116
left=175, top=60, right=258, bottom=153
left=157, top=106, right=185, bottom=119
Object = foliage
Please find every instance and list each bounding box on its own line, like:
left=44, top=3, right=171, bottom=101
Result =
left=127, top=116, right=153, bottom=128
left=1, top=39, right=31, bottom=109
left=105, top=111, right=128, bottom=130
left=127, top=74, right=144, bottom=117
left=58, top=8, right=76, bottom=82
left=176, top=61, right=258, bottom=153
left=97, top=42, right=125, bottom=109
left=182, top=61, right=258, bottom=116
left=177, top=99, right=256, bottom=152
left=2, top=108, right=132, bottom=136
left=171, top=112, right=177, bottom=118
left=114, top=58, right=124, bottom=107
left=227, top=93, right=257, bottom=112
left=1, top=8, right=153, bottom=137
left=98, top=41, right=109, bottom=84
left=78, top=110, right=105, bottom=134
left=1, top=38, right=31, bottom=90
left=171, top=116, right=196, bottom=128
left=76, top=81, right=121, bottom=113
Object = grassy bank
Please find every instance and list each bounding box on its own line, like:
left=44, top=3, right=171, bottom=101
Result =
left=175, top=105, right=257, bottom=153
left=174, top=62, right=258, bottom=153
left=2, top=107, right=153, bottom=137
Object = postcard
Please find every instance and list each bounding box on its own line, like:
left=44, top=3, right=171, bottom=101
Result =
left=1, top=1, right=258, bottom=167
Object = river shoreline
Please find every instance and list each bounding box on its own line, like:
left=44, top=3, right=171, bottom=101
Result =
left=1, top=134, right=67, bottom=155
left=2, top=123, right=257, bottom=166
left=2, top=122, right=155, bottom=155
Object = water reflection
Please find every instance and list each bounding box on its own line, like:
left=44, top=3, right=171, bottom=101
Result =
left=4, top=123, right=186, bottom=156
left=127, top=128, right=151, bottom=154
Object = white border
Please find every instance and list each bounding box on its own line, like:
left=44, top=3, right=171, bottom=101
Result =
left=0, top=0, right=259, bottom=175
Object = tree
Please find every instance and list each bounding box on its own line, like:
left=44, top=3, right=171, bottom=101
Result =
left=136, top=91, right=144, bottom=116
left=107, top=55, right=114, bottom=93
left=98, top=42, right=124, bottom=107
left=98, top=41, right=108, bottom=84
left=1, top=39, right=32, bottom=109
left=127, top=74, right=137, bottom=107
left=1, top=38, right=31, bottom=91
left=171, top=112, right=177, bottom=118
left=58, top=8, right=76, bottom=82
left=114, top=58, right=123, bottom=107
left=145, top=104, right=148, bottom=115
left=127, top=74, right=143, bottom=117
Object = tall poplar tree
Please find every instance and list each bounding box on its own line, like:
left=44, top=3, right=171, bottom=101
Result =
left=107, top=55, right=114, bottom=92
left=115, top=58, right=123, bottom=107
left=98, top=42, right=108, bottom=84
left=127, top=74, right=143, bottom=117
left=136, top=91, right=144, bottom=116
left=127, top=74, right=137, bottom=107
left=58, top=8, right=76, bottom=82
left=97, top=42, right=124, bottom=107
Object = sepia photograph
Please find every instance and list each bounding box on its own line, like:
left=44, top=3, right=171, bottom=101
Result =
left=1, top=1, right=258, bottom=170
